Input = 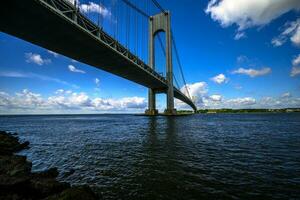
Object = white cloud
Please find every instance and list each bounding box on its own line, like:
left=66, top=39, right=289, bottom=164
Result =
left=175, top=82, right=208, bottom=109
left=272, top=19, right=300, bottom=47
left=291, top=26, right=300, bottom=46
left=211, top=73, right=228, bottom=84
left=95, top=78, right=100, bottom=87
left=232, top=67, right=271, bottom=77
left=47, top=50, right=59, bottom=57
left=80, top=2, right=111, bottom=17
left=203, top=96, right=257, bottom=109
left=0, top=71, right=79, bottom=89
left=55, top=89, right=72, bottom=95
left=292, top=54, right=300, bottom=66
left=209, top=95, right=222, bottom=102
left=69, top=92, right=91, bottom=106
left=258, top=96, right=300, bottom=108
left=226, top=97, right=256, bottom=106
left=0, top=89, right=147, bottom=114
left=271, top=38, right=284, bottom=47
left=68, top=65, right=86, bottom=74
left=290, top=66, right=300, bottom=77
left=176, top=79, right=300, bottom=109
left=290, top=54, right=300, bottom=77
left=55, top=89, right=65, bottom=94
left=234, top=32, right=246, bottom=40
left=182, top=82, right=208, bottom=104
left=25, top=53, right=51, bottom=66
left=0, top=89, right=44, bottom=110
left=281, top=92, right=292, bottom=98
left=16, top=89, right=44, bottom=107
left=206, top=0, right=300, bottom=31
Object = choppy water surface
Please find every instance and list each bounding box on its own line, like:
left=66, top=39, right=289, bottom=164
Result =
left=0, top=114, right=300, bottom=199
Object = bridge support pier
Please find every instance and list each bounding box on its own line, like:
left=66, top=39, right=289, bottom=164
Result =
left=145, top=11, right=176, bottom=116
left=145, top=89, right=158, bottom=115
left=164, top=12, right=176, bottom=115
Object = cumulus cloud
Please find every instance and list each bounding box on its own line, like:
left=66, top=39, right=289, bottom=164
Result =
left=291, top=54, right=300, bottom=77
left=0, top=89, right=44, bottom=110
left=176, top=81, right=299, bottom=110
left=211, top=74, right=228, bottom=84
left=209, top=95, right=222, bottom=102
left=201, top=96, right=256, bottom=109
left=175, top=82, right=208, bottom=108
left=258, top=96, right=300, bottom=108
left=226, top=97, right=256, bottom=106
left=80, top=2, right=111, bottom=17
left=202, top=95, right=300, bottom=109
left=202, top=96, right=256, bottom=109
left=68, top=65, right=86, bottom=74
left=290, top=66, right=300, bottom=77
left=232, top=67, right=271, bottom=77
left=0, top=89, right=147, bottom=114
left=206, top=0, right=300, bottom=31
left=272, top=19, right=300, bottom=47
left=25, top=53, right=51, bottom=66
left=181, top=82, right=208, bottom=105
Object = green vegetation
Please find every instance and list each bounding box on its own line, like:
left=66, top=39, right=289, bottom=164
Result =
left=176, top=110, right=194, bottom=114
left=196, top=108, right=300, bottom=114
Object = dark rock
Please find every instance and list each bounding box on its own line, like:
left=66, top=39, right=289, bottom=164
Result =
left=0, top=193, right=23, bottom=200
left=0, top=131, right=99, bottom=200
left=44, top=186, right=99, bottom=200
left=29, top=175, right=70, bottom=198
left=0, top=131, right=30, bottom=155
left=0, top=132, right=21, bottom=155
left=0, top=155, right=32, bottom=187
left=35, top=168, right=59, bottom=179
left=15, top=141, right=30, bottom=152
left=0, top=155, right=32, bottom=199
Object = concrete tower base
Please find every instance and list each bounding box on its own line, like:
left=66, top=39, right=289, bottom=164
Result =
left=164, top=109, right=177, bottom=116
left=145, top=109, right=159, bottom=116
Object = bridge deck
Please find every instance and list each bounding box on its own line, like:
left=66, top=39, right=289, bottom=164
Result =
left=0, top=0, right=196, bottom=111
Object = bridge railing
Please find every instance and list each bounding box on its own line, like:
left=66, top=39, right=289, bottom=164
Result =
left=39, top=0, right=167, bottom=84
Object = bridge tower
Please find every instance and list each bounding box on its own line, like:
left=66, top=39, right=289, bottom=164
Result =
left=145, top=11, right=177, bottom=115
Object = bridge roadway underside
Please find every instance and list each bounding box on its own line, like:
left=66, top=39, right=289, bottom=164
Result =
left=0, top=0, right=197, bottom=112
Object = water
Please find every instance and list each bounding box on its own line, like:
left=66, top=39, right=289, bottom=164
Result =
left=0, top=114, right=299, bottom=199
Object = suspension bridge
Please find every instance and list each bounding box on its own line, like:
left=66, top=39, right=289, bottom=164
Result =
left=0, top=0, right=197, bottom=115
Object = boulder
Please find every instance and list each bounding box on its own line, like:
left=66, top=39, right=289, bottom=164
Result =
left=0, top=131, right=99, bottom=200
left=0, top=155, right=31, bottom=187
left=0, top=131, right=29, bottom=155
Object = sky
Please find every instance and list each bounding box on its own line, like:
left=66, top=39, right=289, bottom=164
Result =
left=0, top=0, right=300, bottom=114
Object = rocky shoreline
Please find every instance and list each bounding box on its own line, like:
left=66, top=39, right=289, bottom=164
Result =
left=0, top=131, right=99, bottom=200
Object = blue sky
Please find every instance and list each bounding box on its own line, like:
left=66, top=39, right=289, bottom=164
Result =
left=0, top=0, right=300, bottom=114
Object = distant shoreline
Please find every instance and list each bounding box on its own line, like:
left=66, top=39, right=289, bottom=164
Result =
left=178, top=108, right=300, bottom=114
left=0, top=108, right=299, bottom=116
